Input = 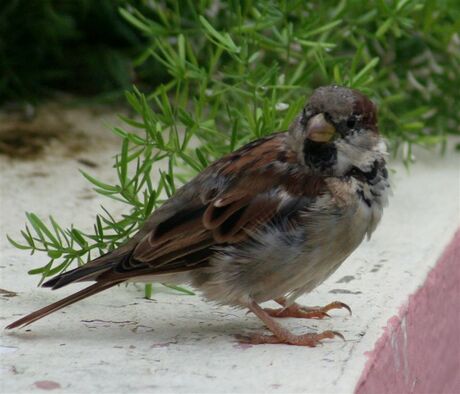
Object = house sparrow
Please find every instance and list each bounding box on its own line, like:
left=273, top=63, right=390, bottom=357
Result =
left=6, top=85, right=390, bottom=346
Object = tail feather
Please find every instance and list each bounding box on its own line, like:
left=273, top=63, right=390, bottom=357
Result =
left=42, top=249, right=133, bottom=290
left=42, top=263, right=113, bottom=290
left=5, top=281, right=120, bottom=330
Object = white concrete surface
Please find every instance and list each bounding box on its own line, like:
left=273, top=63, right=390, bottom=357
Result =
left=1, top=109, right=459, bottom=393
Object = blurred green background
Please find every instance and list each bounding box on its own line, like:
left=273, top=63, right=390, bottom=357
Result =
left=1, top=0, right=149, bottom=101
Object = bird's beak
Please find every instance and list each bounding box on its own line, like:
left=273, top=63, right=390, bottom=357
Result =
left=305, top=113, right=336, bottom=142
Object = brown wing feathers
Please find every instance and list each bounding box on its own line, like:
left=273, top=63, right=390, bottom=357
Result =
left=37, top=134, right=319, bottom=288
left=203, top=193, right=280, bottom=242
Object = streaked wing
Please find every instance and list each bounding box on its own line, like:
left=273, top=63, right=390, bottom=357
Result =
left=98, top=133, right=326, bottom=281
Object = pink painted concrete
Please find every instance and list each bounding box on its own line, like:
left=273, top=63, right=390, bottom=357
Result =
left=356, top=229, right=460, bottom=394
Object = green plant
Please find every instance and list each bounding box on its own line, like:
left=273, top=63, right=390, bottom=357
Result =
left=8, top=0, right=460, bottom=296
left=0, top=0, right=158, bottom=103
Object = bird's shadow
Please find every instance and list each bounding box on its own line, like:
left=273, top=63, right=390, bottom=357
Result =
left=4, top=311, right=267, bottom=346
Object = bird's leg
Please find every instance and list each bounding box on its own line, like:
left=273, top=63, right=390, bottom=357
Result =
left=237, top=301, right=343, bottom=346
left=263, top=297, right=352, bottom=319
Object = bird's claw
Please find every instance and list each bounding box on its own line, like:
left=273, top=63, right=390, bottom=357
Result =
left=263, top=300, right=352, bottom=319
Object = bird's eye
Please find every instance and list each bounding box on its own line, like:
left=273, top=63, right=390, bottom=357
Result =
left=323, top=112, right=333, bottom=122
left=347, top=115, right=357, bottom=129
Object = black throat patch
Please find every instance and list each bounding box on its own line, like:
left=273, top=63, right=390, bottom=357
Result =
left=303, top=140, right=337, bottom=171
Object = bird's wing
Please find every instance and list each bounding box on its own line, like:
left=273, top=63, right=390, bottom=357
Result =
left=44, top=133, right=327, bottom=288
left=95, top=133, right=327, bottom=282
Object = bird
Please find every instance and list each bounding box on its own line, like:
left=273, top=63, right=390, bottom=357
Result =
left=6, top=85, right=390, bottom=346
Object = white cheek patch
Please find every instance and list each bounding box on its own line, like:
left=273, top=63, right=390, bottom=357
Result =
left=335, top=150, right=354, bottom=174
left=334, top=134, right=386, bottom=174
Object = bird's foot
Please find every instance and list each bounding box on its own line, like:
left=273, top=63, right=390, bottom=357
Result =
left=240, top=301, right=347, bottom=347
left=264, top=300, right=352, bottom=319
left=236, top=330, right=344, bottom=347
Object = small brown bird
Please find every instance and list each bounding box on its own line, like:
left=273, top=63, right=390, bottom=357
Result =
left=6, top=85, right=389, bottom=346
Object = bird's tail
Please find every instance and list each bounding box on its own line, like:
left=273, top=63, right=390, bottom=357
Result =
left=40, top=248, right=133, bottom=290
left=5, top=281, right=120, bottom=329
left=41, top=262, right=113, bottom=289
left=5, top=246, right=134, bottom=329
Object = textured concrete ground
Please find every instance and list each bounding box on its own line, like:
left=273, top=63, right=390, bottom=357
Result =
left=1, top=107, right=459, bottom=393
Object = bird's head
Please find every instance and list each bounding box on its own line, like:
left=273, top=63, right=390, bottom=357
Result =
left=289, top=85, right=385, bottom=174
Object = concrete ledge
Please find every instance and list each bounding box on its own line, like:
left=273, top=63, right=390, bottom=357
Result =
left=356, top=230, right=460, bottom=393
left=0, top=111, right=459, bottom=393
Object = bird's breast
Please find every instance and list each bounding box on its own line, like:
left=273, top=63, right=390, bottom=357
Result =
left=193, top=174, right=389, bottom=306
left=286, top=176, right=387, bottom=300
